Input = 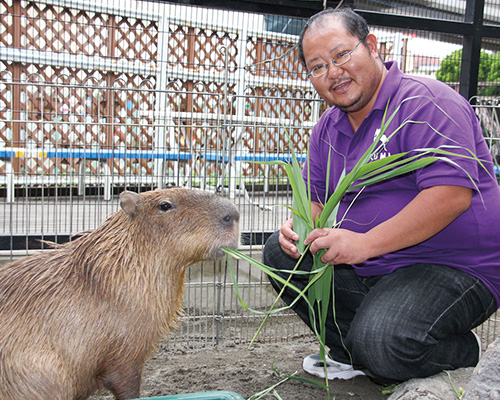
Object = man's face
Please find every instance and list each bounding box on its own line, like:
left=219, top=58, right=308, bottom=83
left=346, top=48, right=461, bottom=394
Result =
left=303, top=17, right=384, bottom=117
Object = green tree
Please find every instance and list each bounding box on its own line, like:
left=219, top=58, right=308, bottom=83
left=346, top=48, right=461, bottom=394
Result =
left=436, top=49, right=500, bottom=96
left=487, top=54, right=500, bottom=82
left=436, top=49, right=463, bottom=82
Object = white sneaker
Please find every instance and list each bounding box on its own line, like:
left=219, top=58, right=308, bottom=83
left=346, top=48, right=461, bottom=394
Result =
left=473, top=331, right=482, bottom=359
left=302, top=354, right=366, bottom=380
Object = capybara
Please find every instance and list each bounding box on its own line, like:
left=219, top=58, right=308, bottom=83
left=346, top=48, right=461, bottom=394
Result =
left=0, top=188, right=240, bottom=400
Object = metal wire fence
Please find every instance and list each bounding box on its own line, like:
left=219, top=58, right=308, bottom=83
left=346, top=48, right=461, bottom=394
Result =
left=0, top=76, right=316, bottom=347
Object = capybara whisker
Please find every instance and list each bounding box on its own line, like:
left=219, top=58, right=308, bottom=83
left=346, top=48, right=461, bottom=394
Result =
left=0, top=188, right=240, bottom=400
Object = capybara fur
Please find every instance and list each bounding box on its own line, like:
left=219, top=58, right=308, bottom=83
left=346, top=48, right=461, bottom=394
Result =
left=0, top=188, right=240, bottom=400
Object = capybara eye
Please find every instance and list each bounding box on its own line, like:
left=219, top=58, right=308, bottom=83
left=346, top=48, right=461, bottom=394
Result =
left=158, top=201, right=174, bottom=212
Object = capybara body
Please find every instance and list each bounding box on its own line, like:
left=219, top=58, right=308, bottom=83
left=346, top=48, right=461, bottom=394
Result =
left=0, top=188, right=239, bottom=400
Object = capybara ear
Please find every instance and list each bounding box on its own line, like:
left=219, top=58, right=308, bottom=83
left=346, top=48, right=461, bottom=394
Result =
left=119, top=191, right=141, bottom=218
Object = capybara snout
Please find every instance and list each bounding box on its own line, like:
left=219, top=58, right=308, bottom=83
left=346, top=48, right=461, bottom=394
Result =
left=0, top=187, right=239, bottom=400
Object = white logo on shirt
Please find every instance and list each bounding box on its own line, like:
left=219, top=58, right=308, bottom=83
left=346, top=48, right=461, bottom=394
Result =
left=370, top=128, right=391, bottom=161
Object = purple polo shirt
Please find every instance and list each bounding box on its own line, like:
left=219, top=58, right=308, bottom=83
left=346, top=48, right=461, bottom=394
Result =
left=304, top=61, right=500, bottom=307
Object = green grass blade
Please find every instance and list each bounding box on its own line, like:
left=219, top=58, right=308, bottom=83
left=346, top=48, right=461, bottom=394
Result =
left=223, top=248, right=329, bottom=345
left=351, top=157, right=439, bottom=189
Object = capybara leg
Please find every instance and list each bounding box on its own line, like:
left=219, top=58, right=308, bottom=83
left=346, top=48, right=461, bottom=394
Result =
left=102, top=363, right=142, bottom=400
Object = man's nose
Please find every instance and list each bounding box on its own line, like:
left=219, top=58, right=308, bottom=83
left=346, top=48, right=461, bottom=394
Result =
left=325, top=61, right=343, bottom=78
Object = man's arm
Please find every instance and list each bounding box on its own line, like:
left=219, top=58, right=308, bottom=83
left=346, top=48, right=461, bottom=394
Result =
left=305, top=185, right=472, bottom=265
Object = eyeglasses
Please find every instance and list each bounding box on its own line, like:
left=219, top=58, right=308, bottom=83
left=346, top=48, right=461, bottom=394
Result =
left=308, top=38, right=365, bottom=78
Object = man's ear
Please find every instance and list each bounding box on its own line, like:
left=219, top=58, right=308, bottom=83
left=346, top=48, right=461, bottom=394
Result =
left=365, top=33, right=380, bottom=58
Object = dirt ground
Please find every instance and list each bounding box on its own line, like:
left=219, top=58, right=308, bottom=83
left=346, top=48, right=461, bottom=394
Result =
left=89, top=336, right=391, bottom=400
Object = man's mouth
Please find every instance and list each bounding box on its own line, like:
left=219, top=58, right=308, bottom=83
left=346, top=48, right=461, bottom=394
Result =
left=332, top=79, right=352, bottom=92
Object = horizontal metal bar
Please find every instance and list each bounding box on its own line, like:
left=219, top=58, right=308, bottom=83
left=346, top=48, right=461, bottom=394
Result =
left=0, top=47, right=157, bottom=76
left=0, top=147, right=307, bottom=163
left=0, top=148, right=191, bottom=160
left=358, top=10, right=475, bottom=36
left=150, top=0, right=344, bottom=19
left=37, top=0, right=160, bottom=21
left=359, top=10, right=500, bottom=42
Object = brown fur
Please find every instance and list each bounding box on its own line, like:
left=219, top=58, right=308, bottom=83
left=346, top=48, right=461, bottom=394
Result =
left=0, top=188, right=240, bottom=400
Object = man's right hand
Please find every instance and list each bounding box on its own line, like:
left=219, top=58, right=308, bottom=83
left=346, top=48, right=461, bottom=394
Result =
left=278, top=218, right=302, bottom=258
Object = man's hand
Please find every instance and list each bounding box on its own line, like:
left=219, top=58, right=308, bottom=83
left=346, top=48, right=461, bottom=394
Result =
left=278, top=218, right=301, bottom=258
left=305, top=228, right=371, bottom=265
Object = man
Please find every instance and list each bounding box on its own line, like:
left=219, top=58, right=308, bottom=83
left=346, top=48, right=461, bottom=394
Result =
left=263, top=7, right=500, bottom=383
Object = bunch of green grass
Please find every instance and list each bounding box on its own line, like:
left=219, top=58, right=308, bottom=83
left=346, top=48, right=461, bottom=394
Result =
left=223, top=97, right=488, bottom=399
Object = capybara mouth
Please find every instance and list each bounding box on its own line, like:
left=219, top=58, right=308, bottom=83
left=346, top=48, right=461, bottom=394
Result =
left=206, top=225, right=240, bottom=259
left=212, top=229, right=240, bottom=258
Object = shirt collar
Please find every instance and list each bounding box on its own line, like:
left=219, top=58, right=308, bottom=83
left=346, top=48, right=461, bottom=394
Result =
left=372, top=61, right=403, bottom=113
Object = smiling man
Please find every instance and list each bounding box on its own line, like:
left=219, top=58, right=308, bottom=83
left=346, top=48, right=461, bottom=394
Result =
left=263, top=7, right=500, bottom=383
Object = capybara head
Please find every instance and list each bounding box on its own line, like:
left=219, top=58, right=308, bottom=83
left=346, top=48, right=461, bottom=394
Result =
left=0, top=187, right=240, bottom=400
left=118, top=188, right=240, bottom=264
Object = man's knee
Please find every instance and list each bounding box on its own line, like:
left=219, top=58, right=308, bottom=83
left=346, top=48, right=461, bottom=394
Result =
left=263, top=231, right=292, bottom=289
left=349, top=325, right=399, bottom=380
left=349, top=315, right=432, bottom=381
left=262, top=230, right=280, bottom=267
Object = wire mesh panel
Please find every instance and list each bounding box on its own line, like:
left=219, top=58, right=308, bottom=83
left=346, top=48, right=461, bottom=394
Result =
left=167, top=255, right=311, bottom=348
left=471, top=97, right=500, bottom=181
left=0, top=0, right=321, bottom=346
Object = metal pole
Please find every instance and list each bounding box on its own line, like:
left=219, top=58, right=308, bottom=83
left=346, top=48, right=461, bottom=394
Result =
left=460, top=0, right=485, bottom=101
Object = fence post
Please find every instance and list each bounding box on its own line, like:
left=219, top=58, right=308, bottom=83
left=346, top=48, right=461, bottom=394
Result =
left=155, top=14, right=169, bottom=189
left=460, top=0, right=485, bottom=101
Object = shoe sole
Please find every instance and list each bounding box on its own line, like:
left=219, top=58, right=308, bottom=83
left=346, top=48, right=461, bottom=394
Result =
left=303, top=367, right=366, bottom=380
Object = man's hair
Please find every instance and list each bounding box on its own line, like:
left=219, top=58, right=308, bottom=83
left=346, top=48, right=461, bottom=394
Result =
left=297, top=7, right=370, bottom=67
